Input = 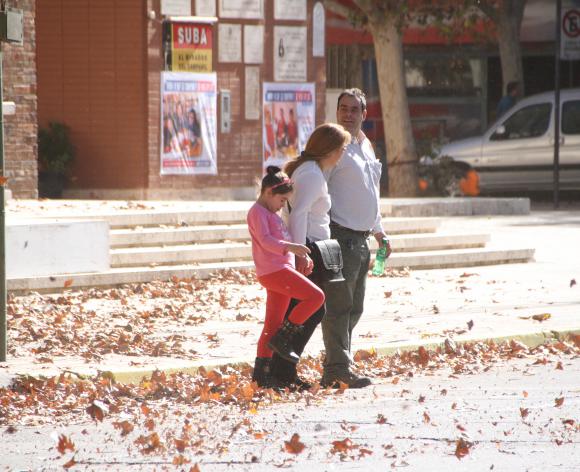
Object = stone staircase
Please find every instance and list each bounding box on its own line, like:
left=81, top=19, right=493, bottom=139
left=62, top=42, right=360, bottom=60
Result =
left=107, top=211, right=532, bottom=270
left=109, top=220, right=492, bottom=268
left=9, top=201, right=535, bottom=293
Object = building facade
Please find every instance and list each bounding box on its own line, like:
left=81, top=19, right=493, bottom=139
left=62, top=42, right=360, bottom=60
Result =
left=6, top=0, right=576, bottom=199
left=34, top=0, right=326, bottom=200
left=3, top=0, right=37, bottom=198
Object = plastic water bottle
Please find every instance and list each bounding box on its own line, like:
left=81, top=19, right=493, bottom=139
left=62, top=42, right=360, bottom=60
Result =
left=372, top=238, right=389, bottom=276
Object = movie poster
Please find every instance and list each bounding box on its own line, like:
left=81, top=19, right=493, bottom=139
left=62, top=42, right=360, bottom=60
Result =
left=160, top=72, right=217, bottom=175
left=262, top=82, right=315, bottom=173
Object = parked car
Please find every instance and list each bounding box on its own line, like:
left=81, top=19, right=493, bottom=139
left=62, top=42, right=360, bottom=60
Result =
left=437, top=88, right=580, bottom=194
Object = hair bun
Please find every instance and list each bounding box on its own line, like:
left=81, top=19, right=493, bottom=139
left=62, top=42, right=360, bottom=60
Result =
left=266, top=165, right=281, bottom=175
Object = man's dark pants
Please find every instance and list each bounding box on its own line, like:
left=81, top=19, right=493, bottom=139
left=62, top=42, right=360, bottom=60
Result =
left=321, top=226, right=370, bottom=377
left=270, top=229, right=371, bottom=381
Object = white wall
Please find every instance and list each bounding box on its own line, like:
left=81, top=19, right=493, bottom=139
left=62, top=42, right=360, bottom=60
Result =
left=7, top=219, right=110, bottom=278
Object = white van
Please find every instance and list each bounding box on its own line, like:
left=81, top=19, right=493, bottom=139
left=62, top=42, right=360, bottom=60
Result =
left=439, top=88, right=580, bottom=192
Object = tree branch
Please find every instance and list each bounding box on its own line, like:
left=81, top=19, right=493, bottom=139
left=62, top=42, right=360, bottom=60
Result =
left=323, top=0, right=368, bottom=28
left=475, top=0, right=498, bottom=22
left=323, top=0, right=357, bottom=19
left=352, top=0, right=376, bottom=16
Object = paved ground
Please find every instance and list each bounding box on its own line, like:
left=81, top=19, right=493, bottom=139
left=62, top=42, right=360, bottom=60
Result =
left=1, top=346, right=579, bottom=471
left=1, top=200, right=579, bottom=471
left=5, top=199, right=255, bottom=219
left=1, top=208, right=578, bottom=387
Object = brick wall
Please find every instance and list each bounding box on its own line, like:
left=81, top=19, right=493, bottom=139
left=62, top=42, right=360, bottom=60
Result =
left=36, top=0, right=148, bottom=191
left=35, top=0, right=326, bottom=199
left=146, top=0, right=326, bottom=198
left=3, top=0, right=37, bottom=198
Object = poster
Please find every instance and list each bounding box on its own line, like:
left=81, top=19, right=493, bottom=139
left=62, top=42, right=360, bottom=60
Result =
left=262, top=82, right=315, bottom=172
left=274, top=0, right=306, bottom=20
left=168, top=22, right=213, bottom=72
left=219, top=0, right=263, bottom=19
left=160, top=72, right=218, bottom=175
left=244, top=24, right=264, bottom=64
left=218, top=23, right=242, bottom=62
left=274, top=26, right=307, bottom=82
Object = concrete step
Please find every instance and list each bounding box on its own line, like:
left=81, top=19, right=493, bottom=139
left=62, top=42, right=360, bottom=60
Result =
left=110, top=224, right=251, bottom=247
left=9, top=197, right=530, bottom=223
left=31, top=197, right=527, bottom=230
left=72, top=198, right=530, bottom=228
left=106, top=208, right=250, bottom=228
left=110, top=242, right=251, bottom=268
left=8, top=247, right=534, bottom=294
left=381, top=217, right=441, bottom=235
left=386, top=247, right=535, bottom=270
left=371, top=233, right=490, bottom=252
left=109, top=217, right=442, bottom=248
left=109, top=233, right=490, bottom=268
left=380, top=197, right=530, bottom=217
left=47, top=205, right=252, bottom=229
left=7, top=261, right=255, bottom=293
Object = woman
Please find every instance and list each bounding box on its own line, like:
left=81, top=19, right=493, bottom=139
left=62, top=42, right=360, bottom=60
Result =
left=269, top=122, right=351, bottom=390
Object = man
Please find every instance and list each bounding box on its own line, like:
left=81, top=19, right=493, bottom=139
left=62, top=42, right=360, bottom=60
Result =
left=496, top=81, right=520, bottom=119
left=321, top=88, right=391, bottom=389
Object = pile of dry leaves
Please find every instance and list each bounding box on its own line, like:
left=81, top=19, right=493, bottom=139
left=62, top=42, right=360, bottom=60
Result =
left=7, top=270, right=260, bottom=361
left=1, top=336, right=578, bottom=469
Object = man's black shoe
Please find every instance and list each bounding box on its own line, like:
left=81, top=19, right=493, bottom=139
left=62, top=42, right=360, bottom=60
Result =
left=320, top=371, right=371, bottom=389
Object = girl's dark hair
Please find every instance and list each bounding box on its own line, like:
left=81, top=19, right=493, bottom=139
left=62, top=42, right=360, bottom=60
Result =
left=284, top=123, right=350, bottom=177
left=261, top=165, right=293, bottom=195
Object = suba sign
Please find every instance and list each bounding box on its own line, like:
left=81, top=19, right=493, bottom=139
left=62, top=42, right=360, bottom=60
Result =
left=170, top=22, right=213, bottom=72
left=175, top=25, right=210, bottom=47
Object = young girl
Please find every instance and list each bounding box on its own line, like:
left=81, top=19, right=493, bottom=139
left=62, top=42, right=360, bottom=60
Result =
left=247, top=166, right=325, bottom=388
left=268, top=123, right=351, bottom=390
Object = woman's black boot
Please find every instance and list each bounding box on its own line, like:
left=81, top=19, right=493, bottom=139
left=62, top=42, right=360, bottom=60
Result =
left=251, top=357, right=287, bottom=390
left=269, top=358, right=312, bottom=391
left=268, top=320, right=303, bottom=364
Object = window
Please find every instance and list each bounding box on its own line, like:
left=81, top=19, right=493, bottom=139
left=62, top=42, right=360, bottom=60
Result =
left=404, top=57, right=483, bottom=97
left=491, top=103, right=552, bottom=141
left=562, top=100, right=580, bottom=135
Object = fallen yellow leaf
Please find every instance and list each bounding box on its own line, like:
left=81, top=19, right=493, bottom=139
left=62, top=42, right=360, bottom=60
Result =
left=532, top=313, right=551, bottom=322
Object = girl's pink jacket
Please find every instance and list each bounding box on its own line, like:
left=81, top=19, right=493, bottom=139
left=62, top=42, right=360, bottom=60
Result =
left=247, top=202, right=295, bottom=277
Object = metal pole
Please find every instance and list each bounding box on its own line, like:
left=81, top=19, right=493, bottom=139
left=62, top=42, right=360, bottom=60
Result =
left=0, top=44, right=6, bottom=362
left=554, top=0, right=562, bottom=210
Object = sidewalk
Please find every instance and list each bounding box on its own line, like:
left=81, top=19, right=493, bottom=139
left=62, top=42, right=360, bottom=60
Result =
left=1, top=209, right=579, bottom=387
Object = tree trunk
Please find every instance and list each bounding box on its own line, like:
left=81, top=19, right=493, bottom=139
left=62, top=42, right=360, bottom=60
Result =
left=369, top=18, right=418, bottom=197
left=347, top=44, right=364, bottom=90
left=497, top=0, right=526, bottom=95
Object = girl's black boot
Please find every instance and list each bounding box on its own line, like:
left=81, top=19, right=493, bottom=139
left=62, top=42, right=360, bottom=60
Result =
left=268, top=320, right=303, bottom=364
